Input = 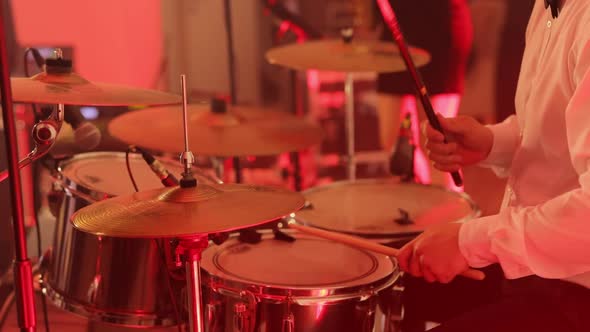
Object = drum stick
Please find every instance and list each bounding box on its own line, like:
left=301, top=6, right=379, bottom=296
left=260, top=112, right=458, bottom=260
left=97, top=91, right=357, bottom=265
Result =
left=376, top=0, right=463, bottom=187
left=286, top=219, right=485, bottom=281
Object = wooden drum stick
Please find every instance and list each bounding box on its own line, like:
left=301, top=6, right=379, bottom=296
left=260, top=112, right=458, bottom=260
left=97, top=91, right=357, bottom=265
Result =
left=286, top=219, right=485, bottom=281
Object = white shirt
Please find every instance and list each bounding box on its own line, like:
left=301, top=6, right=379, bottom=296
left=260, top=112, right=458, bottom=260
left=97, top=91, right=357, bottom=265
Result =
left=458, top=0, right=590, bottom=287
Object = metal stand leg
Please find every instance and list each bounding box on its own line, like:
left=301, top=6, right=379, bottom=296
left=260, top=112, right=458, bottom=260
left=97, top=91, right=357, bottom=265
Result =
left=344, top=73, right=356, bottom=181
left=181, top=237, right=209, bottom=332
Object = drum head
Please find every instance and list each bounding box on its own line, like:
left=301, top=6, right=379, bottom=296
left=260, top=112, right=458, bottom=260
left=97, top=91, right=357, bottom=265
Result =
left=58, top=152, right=184, bottom=197
left=297, top=179, right=479, bottom=238
left=201, top=232, right=396, bottom=297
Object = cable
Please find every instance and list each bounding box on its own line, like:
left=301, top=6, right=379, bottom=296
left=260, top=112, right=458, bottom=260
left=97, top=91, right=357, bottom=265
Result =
left=125, top=146, right=139, bottom=192
left=155, top=240, right=183, bottom=332
left=125, top=146, right=182, bottom=330
left=24, top=46, right=51, bottom=332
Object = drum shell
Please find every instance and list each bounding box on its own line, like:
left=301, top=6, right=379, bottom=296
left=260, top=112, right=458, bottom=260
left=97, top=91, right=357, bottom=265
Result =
left=202, top=279, right=399, bottom=332
left=45, top=187, right=185, bottom=327
left=200, top=233, right=401, bottom=332
left=44, top=152, right=188, bottom=327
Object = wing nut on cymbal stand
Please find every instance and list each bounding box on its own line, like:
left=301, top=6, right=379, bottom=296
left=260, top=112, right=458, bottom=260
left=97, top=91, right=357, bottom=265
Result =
left=0, top=50, right=70, bottom=184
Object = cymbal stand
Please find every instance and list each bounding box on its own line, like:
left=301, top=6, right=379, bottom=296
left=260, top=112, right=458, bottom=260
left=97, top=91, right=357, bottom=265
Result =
left=0, top=5, right=36, bottom=330
left=0, top=49, right=68, bottom=183
left=0, top=104, right=64, bottom=183
left=342, top=28, right=356, bottom=181
left=177, top=74, right=207, bottom=332
left=176, top=237, right=208, bottom=332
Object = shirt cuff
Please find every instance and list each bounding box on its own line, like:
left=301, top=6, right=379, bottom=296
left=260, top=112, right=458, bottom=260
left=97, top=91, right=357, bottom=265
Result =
left=458, top=216, right=498, bottom=268
left=478, top=120, right=521, bottom=171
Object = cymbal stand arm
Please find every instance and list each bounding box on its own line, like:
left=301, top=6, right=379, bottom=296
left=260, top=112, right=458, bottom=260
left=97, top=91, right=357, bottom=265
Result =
left=179, top=74, right=196, bottom=188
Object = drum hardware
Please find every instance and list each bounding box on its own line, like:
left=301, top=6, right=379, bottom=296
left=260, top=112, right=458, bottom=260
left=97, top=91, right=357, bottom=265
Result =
left=0, top=102, right=64, bottom=184
left=394, top=209, right=413, bottom=225
left=376, top=0, right=463, bottom=187
left=265, top=36, right=429, bottom=182
left=284, top=216, right=486, bottom=281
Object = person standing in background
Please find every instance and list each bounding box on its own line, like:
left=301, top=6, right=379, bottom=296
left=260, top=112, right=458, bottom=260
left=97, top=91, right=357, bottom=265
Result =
left=374, top=0, right=473, bottom=190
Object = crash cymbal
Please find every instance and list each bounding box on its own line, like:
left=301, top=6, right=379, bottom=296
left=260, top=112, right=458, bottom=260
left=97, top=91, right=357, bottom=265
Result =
left=108, top=103, right=323, bottom=156
left=11, top=72, right=181, bottom=106
left=266, top=39, right=430, bottom=73
left=71, top=183, right=305, bottom=238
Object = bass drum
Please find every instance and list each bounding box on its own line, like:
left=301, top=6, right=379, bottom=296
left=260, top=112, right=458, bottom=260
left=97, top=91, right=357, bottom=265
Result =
left=201, top=231, right=401, bottom=332
left=44, top=151, right=217, bottom=327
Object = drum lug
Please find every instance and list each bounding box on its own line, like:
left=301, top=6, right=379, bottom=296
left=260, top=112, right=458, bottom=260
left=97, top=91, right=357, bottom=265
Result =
left=281, top=312, right=295, bottom=332
left=233, top=303, right=252, bottom=332
left=233, top=290, right=257, bottom=332
left=361, top=308, right=376, bottom=332
left=206, top=301, right=223, bottom=331
left=47, top=184, right=64, bottom=218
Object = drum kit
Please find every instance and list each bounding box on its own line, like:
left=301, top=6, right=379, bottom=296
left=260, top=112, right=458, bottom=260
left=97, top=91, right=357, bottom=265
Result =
left=0, top=4, right=485, bottom=332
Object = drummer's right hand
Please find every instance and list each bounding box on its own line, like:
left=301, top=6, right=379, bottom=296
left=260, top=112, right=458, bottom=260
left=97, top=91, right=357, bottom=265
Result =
left=422, top=114, right=493, bottom=172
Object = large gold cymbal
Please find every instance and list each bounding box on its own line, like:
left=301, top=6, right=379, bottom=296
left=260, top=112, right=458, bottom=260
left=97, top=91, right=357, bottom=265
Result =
left=11, top=72, right=181, bottom=106
left=266, top=39, right=430, bottom=73
left=71, top=183, right=305, bottom=238
left=108, top=103, right=323, bottom=156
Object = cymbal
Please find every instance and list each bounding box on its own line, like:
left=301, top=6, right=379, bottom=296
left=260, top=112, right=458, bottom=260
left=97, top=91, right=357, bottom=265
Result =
left=108, top=103, right=323, bottom=156
left=266, top=39, right=430, bottom=73
left=11, top=72, right=181, bottom=106
left=71, top=183, right=305, bottom=238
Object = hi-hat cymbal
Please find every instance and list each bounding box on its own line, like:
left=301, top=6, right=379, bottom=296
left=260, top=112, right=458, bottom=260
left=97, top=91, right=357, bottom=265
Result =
left=108, top=103, right=323, bottom=156
left=11, top=72, right=181, bottom=106
left=266, top=39, right=430, bottom=73
left=71, top=183, right=305, bottom=238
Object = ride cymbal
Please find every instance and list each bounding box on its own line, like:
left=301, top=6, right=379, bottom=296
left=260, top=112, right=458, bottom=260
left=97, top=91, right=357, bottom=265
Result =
left=108, top=103, right=323, bottom=156
left=71, top=183, right=305, bottom=238
left=11, top=72, right=181, bottom=106
left=265, top=39, right=430, bottom=73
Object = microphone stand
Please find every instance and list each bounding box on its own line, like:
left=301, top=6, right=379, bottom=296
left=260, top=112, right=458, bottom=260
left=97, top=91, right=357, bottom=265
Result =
left=0, top=5, right=37, bottom=331
left=222, top=0, right=243, bottom=183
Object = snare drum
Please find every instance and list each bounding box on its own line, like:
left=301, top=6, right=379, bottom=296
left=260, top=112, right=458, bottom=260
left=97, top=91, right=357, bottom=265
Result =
left=201, top=231, right=400, bottom=332
left=296, top=179, right=479, bottom=243
left=44, top=151, right=204, bottom=327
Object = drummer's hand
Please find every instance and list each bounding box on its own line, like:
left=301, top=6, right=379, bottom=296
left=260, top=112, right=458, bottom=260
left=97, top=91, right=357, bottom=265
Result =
left=422, top=114, right=494, bottom=172
left=397, top=223, right=469, bottom=283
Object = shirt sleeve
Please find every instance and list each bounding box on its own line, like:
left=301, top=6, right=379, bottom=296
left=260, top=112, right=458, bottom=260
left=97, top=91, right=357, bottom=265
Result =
left=458, top=34, right=590, bottom=280
left=478, top=115, right=521, bottom=178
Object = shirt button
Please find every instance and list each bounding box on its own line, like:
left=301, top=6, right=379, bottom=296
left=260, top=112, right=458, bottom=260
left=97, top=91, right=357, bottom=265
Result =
left=547, top=20, right=552, bottom=28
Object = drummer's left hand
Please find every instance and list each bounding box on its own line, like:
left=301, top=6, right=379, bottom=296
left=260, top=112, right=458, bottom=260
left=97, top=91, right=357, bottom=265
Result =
left=397, top=223, right=469, bottom=284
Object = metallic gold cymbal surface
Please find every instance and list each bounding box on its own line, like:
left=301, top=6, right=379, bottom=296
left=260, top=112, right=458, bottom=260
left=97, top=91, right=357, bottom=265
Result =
left=11, top=72, right=181, bottom=106
left=266, top=39, right=430, bottom=73
left=71, top=183, right=305, bottom=238
left=108, top=104, right=323, bottom=156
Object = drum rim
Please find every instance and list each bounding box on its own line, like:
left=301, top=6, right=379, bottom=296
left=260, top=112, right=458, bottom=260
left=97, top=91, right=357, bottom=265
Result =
left=201, top=231, right=400, bottom=301
left=298, top=178, right=481, bottom=238
left=43, top=282, right=179, bottom=327
left=55, top=151, right=181, bottom=200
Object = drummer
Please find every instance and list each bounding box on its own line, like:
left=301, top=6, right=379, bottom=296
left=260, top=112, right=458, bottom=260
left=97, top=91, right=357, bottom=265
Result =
left=399, top=1, right=590, bottom=331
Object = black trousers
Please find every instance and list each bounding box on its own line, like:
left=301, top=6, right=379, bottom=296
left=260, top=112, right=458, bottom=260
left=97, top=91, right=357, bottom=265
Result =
left=430, top=275, right=590, bottom=332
